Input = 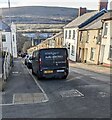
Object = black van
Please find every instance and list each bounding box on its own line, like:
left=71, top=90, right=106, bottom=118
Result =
left=32, top=48, right=69, bottom=79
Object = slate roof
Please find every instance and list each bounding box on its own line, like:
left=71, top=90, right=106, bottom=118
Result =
left=64, top=11, right=97, bottom=28
left=79, top=11, right=112, bottom=30
left=64, top=9, right=107, bottom=29
left=0, top=20, right=11, bottom=32
left=102, top=11, right=112, bottom=20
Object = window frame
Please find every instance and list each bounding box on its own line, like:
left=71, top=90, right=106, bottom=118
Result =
left=103, top=22, right=108, bottom=37
left=69, top=30, right=71, bottom=39
left=72, top=30, right=75, bottom=39
left=71, top=45, right=75, bottom=56
left=108, top=45, right=112, bottom=60
left=90, top=48, right=96, bottom=61
left=2, top=34, right=6, bottom=42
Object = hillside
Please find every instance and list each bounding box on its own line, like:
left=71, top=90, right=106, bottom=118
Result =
left=2, top=6, right=79, bottom=24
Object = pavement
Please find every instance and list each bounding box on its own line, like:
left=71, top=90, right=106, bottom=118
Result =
left=69, top=61, right=111, bottom=75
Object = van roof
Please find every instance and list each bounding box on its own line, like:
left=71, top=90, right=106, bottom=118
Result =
left=33, top=48, right=67, bottom=53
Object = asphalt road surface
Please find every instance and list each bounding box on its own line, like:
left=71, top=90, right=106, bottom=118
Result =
left=1, top=58, right=111, bottom=118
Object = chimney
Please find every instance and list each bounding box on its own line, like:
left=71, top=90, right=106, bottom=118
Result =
left=79, top=7, right=87, bottom=16
left=98, top=0, right=108, bottom=11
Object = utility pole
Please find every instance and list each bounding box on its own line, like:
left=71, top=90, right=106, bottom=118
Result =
left=8, top=0, right=13, bottom=66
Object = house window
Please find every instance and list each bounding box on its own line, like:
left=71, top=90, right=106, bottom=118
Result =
left=65, top=30, right=67, bottom=39
left=2, top=34, right=6, bottom=42
left=71, top=45, right=75, bottom=56
left=103, top=23, right=108, bottom=37
left=72, top=30, right=75, bottom=39
left=13, top=35, right=15, bottom=41
left=80, top=31, right=83, bottom=41
left=90, top=48, right=96, bottom=61
left=86, top=31, right=89, bottom=43
left=69, top=30, right=71, bottom=39
left=109, top=45, right=112, bottom=59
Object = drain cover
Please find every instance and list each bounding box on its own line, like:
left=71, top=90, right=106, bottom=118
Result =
left=60, top=89, right=84, bottom=98
left=13, top=93, right=47, bottom=104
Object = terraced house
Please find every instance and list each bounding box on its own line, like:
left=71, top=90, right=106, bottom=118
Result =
left=27, top=32, right=63, bottom=54
left=63, top=0, right=108, bottom=62
left=77, top=13, right=107, bottom=64
left=99, top=12, right=112, bottom=67
left=1, top=21, right=17, bottom=58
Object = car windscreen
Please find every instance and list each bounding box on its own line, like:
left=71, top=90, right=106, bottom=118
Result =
left=40, top=49, right=68, bottom=68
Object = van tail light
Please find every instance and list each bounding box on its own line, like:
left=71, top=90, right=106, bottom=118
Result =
left=39, top=58, right=42, bottom=64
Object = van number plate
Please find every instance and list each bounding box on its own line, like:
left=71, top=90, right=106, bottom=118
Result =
left=57, top=70, right=64, bottom=72
left=44, top=70, right=53, bottom=74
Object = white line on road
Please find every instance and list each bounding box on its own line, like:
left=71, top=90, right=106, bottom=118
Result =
left=12, top=94, right=15, bottom=104
left=0, top=100, right=48, bottom=106
left=90, top=77, right=97, bottom=79
left=28, top=70, right=49, bottom=102
left=22, top=61, right=49, bottom=103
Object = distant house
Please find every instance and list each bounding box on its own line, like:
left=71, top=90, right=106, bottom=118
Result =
left=27, top=32, right=64, bottom=55
left=46, top=32, right=63, bottom=48
left=1, top=21, right=17, bottom=58
left=63, top=9, right=107, bottom=62
left=77, top=13, right=107, bottom=65
left=99, top=12, right=112, bottom=66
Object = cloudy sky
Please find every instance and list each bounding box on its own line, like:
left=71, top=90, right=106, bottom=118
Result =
left=0, top=0, right=111, bottom=10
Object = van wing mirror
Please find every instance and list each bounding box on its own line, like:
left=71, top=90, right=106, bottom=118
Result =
left=32, top=56, right=35, bottom=60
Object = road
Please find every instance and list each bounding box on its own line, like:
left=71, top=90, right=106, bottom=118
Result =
left=1, top=58, right=111, bottom=118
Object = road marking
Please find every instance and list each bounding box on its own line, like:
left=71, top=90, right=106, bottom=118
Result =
left=66, top=76, right=83, bottom=82
left=0, top=101, right=47, bottom=106
left=0, top=74, right=2, bottom=78
left=12, top=94, right=15, bottom=104
left=98, top=92, right=109, bottom=98
left=13, top=93, right=48, bottom=104
left=12, top=72, right=19, bottom=74
left=22, top=61, right=49, bottom=103
left=60, top=89, right=84, bottom=98
left=90, top=77, right=97, bottom=79
left=84, top=74, right=92, bottom=76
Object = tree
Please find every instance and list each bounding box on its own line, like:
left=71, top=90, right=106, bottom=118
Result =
left=22, top=41, right=32, bottom=53
left=16, top=33, right=31, bottom=53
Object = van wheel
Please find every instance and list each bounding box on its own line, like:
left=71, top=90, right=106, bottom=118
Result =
left=32, top=69, right=35, bottom=75
left=62, top=76, right=67, bottom=79
left=37, top=76, right=42, bottom=80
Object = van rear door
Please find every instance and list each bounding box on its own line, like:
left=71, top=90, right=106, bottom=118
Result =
left=39, top=48, right=68, bottom=69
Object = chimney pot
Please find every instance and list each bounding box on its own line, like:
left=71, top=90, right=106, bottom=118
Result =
left=98, top=0, right=108, bottom=11
left=79, top=7, right=87, bottom=16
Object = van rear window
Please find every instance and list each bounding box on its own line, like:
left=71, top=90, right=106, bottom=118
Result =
left=40, top=49, right=67, bottom=67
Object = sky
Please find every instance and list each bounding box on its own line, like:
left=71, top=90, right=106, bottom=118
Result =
left=0, top=0, right=111, bottom=10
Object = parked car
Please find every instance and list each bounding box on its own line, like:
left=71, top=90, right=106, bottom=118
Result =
left=31, top=48, right=69, bottom=80
left=24, top=55, right=29, bottom=65
left=24, top=55, right=32, bottom=69
left=21, top=53, right=27, bottom=58
left=27, top=56, right=32, bottom=69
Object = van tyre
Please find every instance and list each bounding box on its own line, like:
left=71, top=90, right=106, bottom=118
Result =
left=37, top=76, right=42, bottom=80
left=32, top=69, right=35, bottom=75
left=62, top=75, right=67, bottom=79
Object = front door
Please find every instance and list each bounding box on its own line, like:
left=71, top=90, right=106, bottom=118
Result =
left=100, top=45, right=105, bottom=64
